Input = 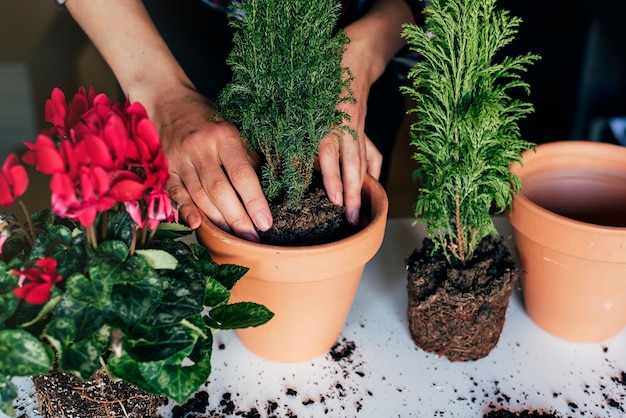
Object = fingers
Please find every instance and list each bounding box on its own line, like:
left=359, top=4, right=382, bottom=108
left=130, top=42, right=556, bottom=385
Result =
left=160, top=104, right=272, bottom=240
left=365, top=137, right=382, bottom=180
left=319, top=129, right=380, bottom=226
left=318, top=134, right=344, bottom=206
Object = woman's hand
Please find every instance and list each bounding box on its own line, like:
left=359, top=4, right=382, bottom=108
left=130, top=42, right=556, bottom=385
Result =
left=319, top=0, right=414, bottom=225
left=154, top=86, right=272, bottom=241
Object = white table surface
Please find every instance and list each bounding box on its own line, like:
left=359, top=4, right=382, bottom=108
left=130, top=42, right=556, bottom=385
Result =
left=6, top=217, right=626, bottom=418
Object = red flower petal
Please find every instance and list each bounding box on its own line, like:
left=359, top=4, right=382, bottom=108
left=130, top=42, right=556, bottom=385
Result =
left=110, top=179, right=146, bottom=202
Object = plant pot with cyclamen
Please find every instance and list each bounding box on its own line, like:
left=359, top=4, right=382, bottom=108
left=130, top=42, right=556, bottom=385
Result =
left=195, top=0, right=388, bottom=362
left=400, top=0, right=539, bottom=361
left=508, top=140, right=626, bottom=342
left=0, top=87, right=273, bottom=417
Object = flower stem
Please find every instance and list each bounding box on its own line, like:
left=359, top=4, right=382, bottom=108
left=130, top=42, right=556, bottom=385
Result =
left=17, top=198, right=35, bottom=246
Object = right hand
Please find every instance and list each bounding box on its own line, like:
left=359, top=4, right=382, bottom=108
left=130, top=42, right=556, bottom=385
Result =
left=149, top=85, right=272, bottom=241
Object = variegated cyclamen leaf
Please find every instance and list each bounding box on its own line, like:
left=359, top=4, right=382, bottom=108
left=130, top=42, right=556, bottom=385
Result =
left=143, top=278, right=204, bottom=328
left=43, top=316, right=77, bottom=352
left=65, top=273, right=111, bottom=309
left=111, top=275, right=163, bottom=326
left=204, top=276, right=230, bottom=307
left=0, top=375, right=18, bottom=417
left=125, top=324, right=197, bottom=363
left=139, top=357, right=212, bottom=404
left=0, top=292, right=18, bottom=323
left=106, top=353, right=159, bottom=395
left=135, top=249, right=179, bottom=270
left=0, top=329, right=52, bottom=376
left=59, top=338, right=102, bottom=380
left=207, top=302, right=274, bottom=330
left=214, top=264, right=249, bottom=290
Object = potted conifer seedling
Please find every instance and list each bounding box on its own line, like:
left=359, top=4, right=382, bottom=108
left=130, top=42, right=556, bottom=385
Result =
left=401, top=0, right=539, bottom=361
left=196, top=0, right=388, bottom=362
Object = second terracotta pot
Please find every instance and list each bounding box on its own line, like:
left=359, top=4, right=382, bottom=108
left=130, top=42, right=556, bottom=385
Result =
left=196, top=175, right=388, bottom=362
left=509, top=141, right=626, bottom=342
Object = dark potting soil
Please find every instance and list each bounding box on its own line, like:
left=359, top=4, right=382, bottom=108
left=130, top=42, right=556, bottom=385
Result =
left=32, top=367, right=165, bottom=417
left=258, top=175, right=358, bottom=246
left=406, top=236, right=518, bottom=361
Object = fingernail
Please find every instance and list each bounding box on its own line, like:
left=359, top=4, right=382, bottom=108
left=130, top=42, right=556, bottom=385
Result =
left=333, top=191, right=343, bottom=206
left=185, top=214, right=200, bottom=229
left=254, top=213, right=272, bottom=231
left=242, top=231, right=260, bottom=242
left=348, top=208, right=360, bottom=226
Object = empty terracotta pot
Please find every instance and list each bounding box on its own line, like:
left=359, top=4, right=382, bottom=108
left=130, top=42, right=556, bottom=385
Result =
left=508, top=141, right=626, bottom=342
left=196, top=175, right=388, bottom=361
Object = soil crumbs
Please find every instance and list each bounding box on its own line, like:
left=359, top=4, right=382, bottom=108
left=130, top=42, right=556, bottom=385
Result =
left=484, top=411, right=561, bottom=418
left=162, top=337, right=367, bottom=418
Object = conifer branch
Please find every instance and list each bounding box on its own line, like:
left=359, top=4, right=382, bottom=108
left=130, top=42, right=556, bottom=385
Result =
left=401, top=0, right=539, bottom=265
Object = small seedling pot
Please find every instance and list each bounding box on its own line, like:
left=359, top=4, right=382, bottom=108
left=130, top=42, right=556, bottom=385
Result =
left=509, top=141, right=626, bottom=342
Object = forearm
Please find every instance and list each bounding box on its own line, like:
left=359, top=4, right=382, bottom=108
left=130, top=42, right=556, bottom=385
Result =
left=63, top=0, right=193, bottom=114
left=343, top=0, right=415, bottom=85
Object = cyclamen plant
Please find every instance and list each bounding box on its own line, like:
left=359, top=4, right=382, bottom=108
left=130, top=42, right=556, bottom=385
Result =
left=0, top=87, right=273, bottom=417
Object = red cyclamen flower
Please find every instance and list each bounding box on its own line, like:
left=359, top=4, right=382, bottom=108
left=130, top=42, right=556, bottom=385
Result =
left=13, top=257, right=63, bottom=304
left=23, top=87, right=173, bottom=229
left=0, top=153, right=29, bottom=206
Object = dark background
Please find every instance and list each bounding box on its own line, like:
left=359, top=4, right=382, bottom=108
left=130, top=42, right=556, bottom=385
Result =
left=500, top=0, right=626, bottom=145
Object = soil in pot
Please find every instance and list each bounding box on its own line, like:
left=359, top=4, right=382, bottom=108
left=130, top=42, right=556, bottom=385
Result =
left=406, top=236, right=519, bottom=362
left=32, top=367, right=166, bottom=418
left=258, top=173, right=359, bottom=246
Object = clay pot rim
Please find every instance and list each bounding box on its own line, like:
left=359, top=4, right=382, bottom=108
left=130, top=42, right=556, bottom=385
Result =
left=510, top=140, right=626, bottom=235
left=198, top=174, right=389, bottom=255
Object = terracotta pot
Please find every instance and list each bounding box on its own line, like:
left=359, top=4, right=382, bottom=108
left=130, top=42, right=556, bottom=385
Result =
left=196, top=175, right=388, bottom=362
left=509, top=141, right=626, bottom=342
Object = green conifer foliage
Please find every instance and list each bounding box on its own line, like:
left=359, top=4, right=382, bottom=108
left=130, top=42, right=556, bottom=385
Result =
left=401, top=0, right=539, bottom=265
left=218, top=0, right=354, bottom=209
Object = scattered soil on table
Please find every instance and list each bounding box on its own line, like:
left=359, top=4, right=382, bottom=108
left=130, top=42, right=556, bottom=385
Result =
left=406, top=236, right=519, bottom=361
left=32, top=367, right=165, bottom=417
left=258, top=174, right=358, bottom=246
left=484, top=410, right=561, bottom=418
left=163, top=337, right=366, bottom=417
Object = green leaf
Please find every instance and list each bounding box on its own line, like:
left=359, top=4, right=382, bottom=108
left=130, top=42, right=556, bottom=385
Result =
left=153, top=222, right=193, bottom=240
left=29, top=224, right=74, bottom=260
left=65, top=273, right=110, bottom=309
left=0, top=375, right=17, bottom=417
left=53, top=296, right=114, bottom=342
left=95, top=240, right=129, bottom=263
left=0, top=293, right=18, bottom=323
left=90, top=250, right=152, bottom=285
left=207, top=302, right=274, bottom=330
left=204, top=276, right=231, bottom=307
left=214, top=264, right=249, bottom=290
left=0, top=329, right=52, bottom=376
left=139, top=357, right=212, bottom=404
left=136, top=249, right=179, bottom=270
left=43, top=316, right=77, bottom=353
left=19, top=295, right=61, bottom=328
left=106, top=353, right=159, bottom=395
left=143, top=277, right=204, bottom=328
left=124, top=324, right=197, bottom=363
left=59, top=338, right=103, bottom=380
left=103, top=210, right=134, bottom=247
left=0, top=262, right=16, bottom=294
left=111, top=274, right=163, bottom=326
